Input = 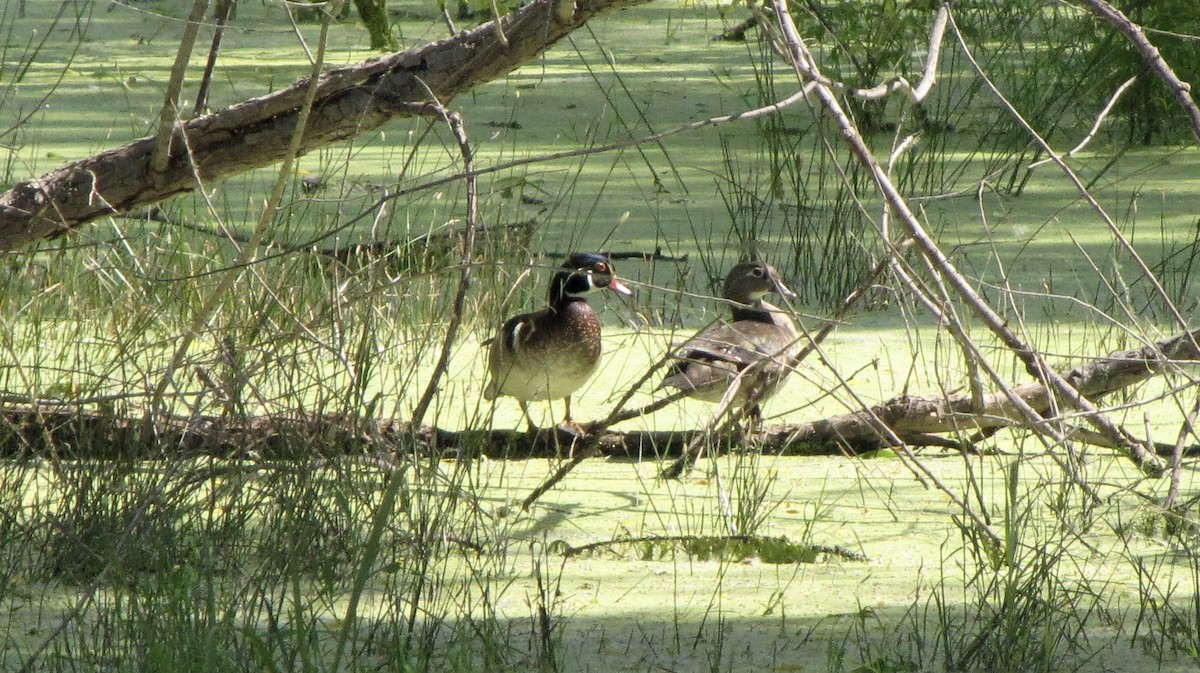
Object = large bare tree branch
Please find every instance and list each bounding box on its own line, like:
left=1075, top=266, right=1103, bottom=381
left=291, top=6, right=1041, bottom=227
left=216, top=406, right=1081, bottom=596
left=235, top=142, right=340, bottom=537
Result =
left=767, top=0, right=1166, bottom=475
left=1078, top=0, right=1200, bottom=143
left=761, top=329, right=1200, bottom=450
left=0, top=0, right=650, bottom=250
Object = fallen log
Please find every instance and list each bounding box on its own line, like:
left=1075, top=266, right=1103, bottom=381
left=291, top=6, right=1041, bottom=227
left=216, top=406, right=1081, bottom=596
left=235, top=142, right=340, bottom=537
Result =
left=0, top=330, right=1195, bottom=461
left=761, top=329, right=1200, bottom=450
left=0, top=403, right=1194, bottom=462
left=0, top=0, right=654, bottom=250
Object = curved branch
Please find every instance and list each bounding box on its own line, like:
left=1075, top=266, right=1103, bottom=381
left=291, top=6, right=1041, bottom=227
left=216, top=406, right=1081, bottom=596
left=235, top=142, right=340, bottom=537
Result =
left=1078, top=0, right=1200, bottom=143
left=0, top=0, right=651, bottom=250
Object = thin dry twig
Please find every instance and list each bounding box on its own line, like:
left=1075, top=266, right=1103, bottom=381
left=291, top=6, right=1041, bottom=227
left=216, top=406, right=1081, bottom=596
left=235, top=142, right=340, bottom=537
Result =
left=754, top=1, right=949, bottom=104
left=772, top=0, right=1164, bottom=475
left=519, top=353, right=678, bottom=511
left=1028, top=76, right=1137, bottom=169
left=151, top=0, right=209, bottom=176
left=659, top=357, right=766, bottom=480
left=193, top=0, right=235, bottom=116
left=411, top=103, right=477, bottom=429
left=878, top=221, right=1101, bottom=504
left=1166, top=395, right=1200, bottom=509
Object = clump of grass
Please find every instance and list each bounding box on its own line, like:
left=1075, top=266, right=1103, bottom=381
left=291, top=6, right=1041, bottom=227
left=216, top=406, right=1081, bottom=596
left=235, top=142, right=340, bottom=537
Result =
left=832, top=533, right=1104, bottom=673
left=713, top=450, right=784, bottom=537
left=1127, top=547, right=1200, bottom=661
left=252, top=464, right=373, bottom=580
left=1113, top=497, right=1200, bottom=662
left=833, top=457, right=1113, bottom=673
left=938, top=543, right=1097, bottom=672
left=0, top=463, right=38, bottom=603
left=14, top=446, right=534, bottom=673
left=31, top=462, right=195, bottom=584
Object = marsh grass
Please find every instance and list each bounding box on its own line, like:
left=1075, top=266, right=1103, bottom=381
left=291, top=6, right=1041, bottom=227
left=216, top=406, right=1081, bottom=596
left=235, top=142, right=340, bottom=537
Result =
left=724, top=39, right=877, bottom=309
left=11, top=451, right=543, bottom=672
left=831, top=457, right=1114, bottom=673
left=0, top=1, right=1198, bottom=672
left=1113, top=497, right=1200, bottom=662
left=712, top=450, right=784, bottom=537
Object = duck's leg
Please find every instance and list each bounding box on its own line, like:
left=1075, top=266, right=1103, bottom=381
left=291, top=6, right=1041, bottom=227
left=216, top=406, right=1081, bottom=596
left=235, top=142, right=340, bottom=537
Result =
left=556, top=396, right=588, bottom=445
left=743, top=404, right=764, bottom=448
left=727, top=403, right=761, bottom=449
left=554, top=395, right=588, bottom=455
left=519, top=400, right=538, bottom=434
left=747, top=404, right=763, bottom=427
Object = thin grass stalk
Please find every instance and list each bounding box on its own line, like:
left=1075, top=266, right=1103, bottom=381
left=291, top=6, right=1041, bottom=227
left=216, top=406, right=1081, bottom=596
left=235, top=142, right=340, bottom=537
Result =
left=0, top=1, right=79, bottom=141
left=411, top=106, right=477, bottom=429
left=150, top=1, right=342, bottom=416
left=571, top=26, right=686, bottom=192
left=329, top=465, right=405, bottom=673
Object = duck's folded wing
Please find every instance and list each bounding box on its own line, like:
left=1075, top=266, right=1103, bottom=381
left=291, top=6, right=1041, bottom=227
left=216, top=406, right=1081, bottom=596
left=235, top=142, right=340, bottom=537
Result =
left=676, top=338, right=766, bottom=368
left=674, top=323, right=791, bottom=366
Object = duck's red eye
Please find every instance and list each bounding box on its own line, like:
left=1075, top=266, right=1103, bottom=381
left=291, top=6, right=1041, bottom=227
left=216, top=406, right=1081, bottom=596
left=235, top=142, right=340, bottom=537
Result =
left=596, top=263, right=609, bottom=274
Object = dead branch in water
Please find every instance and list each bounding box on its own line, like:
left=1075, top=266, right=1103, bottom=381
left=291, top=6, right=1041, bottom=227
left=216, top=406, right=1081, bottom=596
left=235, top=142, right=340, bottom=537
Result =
left=3, top=322, right=1197, bottom=467
left=0, top=0, right=655, bottom=250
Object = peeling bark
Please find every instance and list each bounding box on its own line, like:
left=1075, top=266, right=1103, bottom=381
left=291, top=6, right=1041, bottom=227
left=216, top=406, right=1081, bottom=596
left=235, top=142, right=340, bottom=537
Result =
left=3, top=329, right=1197, bottom=460
left=0, top=0, right=650, bottom=250
left=761, top=329, right=1200, bottom=450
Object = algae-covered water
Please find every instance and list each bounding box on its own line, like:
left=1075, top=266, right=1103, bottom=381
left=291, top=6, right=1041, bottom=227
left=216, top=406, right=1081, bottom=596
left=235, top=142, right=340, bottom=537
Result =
left=8, top=451, right=1192, bottom=671
left=451, top=452, right=1195, bottom=671
left=2, top=1, right=1200, bottom=671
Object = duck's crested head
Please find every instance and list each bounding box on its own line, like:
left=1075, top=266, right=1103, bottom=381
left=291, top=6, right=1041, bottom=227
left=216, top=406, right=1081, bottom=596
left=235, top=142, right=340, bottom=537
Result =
left=723, top=261, right=797, bottom=304
left=550, top=253, right=634, bottom=302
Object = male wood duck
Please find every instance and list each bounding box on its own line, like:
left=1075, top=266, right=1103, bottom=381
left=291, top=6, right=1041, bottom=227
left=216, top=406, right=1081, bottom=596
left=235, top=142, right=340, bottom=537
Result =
left=660, top=261, right=799, bottom=421
left=484, top=253, right=633, bottom=431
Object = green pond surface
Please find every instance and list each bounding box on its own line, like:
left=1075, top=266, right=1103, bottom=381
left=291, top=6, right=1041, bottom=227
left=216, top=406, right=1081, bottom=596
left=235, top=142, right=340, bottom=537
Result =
left=2, top=1, right=1200, bottom=670
left=465, top=453, right=1193, bottom=672
left=8, top=451, right=1194, bottom=672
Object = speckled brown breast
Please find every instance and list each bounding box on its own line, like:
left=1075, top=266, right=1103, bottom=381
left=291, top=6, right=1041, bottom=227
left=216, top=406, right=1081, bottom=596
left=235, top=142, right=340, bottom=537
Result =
left=484, top=301, right=604, bottom=402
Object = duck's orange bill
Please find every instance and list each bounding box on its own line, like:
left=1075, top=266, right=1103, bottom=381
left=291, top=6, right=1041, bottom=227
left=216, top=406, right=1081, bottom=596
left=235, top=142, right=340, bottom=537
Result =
left=608, top=278, right=634, bottom=296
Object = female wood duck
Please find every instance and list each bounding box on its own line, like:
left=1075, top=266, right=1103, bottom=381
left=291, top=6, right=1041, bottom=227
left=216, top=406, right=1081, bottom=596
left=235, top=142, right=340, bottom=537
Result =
left=660, top=261, right=799, bottom=421
left=484, top=253, right=633, bottom=431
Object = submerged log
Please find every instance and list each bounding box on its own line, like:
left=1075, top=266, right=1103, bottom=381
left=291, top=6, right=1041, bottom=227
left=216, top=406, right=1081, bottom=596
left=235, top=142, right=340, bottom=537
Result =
left=0, top=329, right=1197, bottom=461
left=762, top=329, right=1200, bottom=450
